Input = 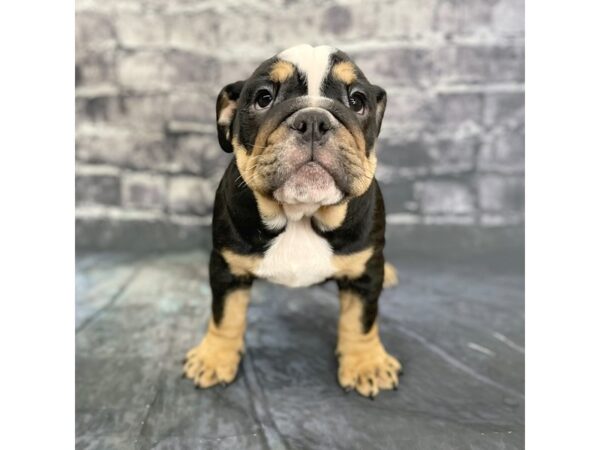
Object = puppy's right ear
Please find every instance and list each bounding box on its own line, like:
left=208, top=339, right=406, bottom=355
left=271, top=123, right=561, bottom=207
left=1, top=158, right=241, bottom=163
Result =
left=216, top=80, right=245, bottom=153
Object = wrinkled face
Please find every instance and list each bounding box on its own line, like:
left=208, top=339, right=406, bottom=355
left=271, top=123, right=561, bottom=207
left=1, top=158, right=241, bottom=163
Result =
left=216, top=44, right=387, bottom=205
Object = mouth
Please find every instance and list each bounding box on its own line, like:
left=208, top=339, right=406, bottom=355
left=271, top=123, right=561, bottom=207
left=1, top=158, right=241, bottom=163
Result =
left=272, top=161, right=343, bottom=205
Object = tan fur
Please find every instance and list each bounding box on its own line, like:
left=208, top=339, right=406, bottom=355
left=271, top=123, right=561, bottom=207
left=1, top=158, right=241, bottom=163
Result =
left=269, top=60, right=294, bottom=83
left=313, top=202, right=348, bottom=231
left=332, top=61, right=357, bottom=84
left=233, top=130, right=283, bottom=195
left=235, top=106, right=373, bottom=199
left=383, top=262, right=398, bottom=287
left=183, top=289, right=251, bottom=387
left=232, top=138, right=252, bottom=184
left=217, top=92, right=236, bottom=126
left=221, top=249, right=262, bottom=277
left=335, top=126, right=375, bottom=197
left=350, top=150, right=377, bottom=197
left=254, top=192, right=286, bottom=229
left=332, top=247, right=374, bottom=279
left=337, top=291, right=402, bottom=397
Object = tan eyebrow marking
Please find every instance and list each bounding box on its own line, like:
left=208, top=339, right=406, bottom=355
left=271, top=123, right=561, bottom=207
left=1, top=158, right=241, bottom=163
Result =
left=269, top=60, right=295, bottom=83
left=332, top=61, right=357, bottom=84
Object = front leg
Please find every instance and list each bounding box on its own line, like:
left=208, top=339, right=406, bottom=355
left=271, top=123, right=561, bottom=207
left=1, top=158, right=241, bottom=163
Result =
left=336, top=254, right=402, bottom=398
left=183, top=250, right=253, bottom=388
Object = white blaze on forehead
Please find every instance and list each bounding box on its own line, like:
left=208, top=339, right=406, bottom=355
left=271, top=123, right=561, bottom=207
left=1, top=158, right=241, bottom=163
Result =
left=278, top=44, right=335, bottom=97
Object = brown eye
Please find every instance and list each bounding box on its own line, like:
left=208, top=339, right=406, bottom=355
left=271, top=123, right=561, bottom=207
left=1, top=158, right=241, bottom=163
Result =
left=255, top=90, right=273, bottom=109
left=349, top=92, right=366, bottom=114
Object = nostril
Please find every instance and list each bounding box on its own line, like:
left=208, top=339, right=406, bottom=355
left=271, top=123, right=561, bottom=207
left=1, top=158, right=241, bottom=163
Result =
left=292, top=118, right=308, bottom=134
left=318, top=121, right=331, bottom=134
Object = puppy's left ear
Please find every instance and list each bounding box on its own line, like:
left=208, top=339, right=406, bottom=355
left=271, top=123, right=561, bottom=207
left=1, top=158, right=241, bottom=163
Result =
left=216, top=80, right=245, bottom=153
left=373, top=85, right=387, bottom=136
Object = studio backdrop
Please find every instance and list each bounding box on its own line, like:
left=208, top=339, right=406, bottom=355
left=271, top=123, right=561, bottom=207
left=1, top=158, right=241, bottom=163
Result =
left=75, top=0, right=524, bottom=251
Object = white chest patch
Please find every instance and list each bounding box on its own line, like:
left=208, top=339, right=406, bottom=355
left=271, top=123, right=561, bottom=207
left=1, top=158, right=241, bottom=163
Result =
left=278, top=44, right=335, bottom=97
left=255, top=218, right=335, bottom=288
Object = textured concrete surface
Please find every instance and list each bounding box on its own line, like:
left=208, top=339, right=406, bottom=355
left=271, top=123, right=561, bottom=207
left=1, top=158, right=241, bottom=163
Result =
left=75, top=0, right=524, bottom=249
left=76, top=241, right=524, bottom=449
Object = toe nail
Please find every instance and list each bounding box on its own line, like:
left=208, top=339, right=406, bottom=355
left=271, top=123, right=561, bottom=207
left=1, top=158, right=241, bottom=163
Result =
left=195, top=384, right=200, bottom=390
left=393, top=384, right=398, bottom=391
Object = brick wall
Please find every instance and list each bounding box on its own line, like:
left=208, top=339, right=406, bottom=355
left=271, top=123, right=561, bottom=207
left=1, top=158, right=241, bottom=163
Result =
left=75, top=0, right=524, bottom=250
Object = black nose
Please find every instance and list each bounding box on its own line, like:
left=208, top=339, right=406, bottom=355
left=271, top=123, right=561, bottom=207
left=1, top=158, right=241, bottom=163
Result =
left=290, top=110, right=332, bottom=143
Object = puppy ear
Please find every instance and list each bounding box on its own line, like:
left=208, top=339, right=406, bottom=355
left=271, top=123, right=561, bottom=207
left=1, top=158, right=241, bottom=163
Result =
left=373, top=85, right=387, bottom=136
left=216, top=80, right=245, bottom=153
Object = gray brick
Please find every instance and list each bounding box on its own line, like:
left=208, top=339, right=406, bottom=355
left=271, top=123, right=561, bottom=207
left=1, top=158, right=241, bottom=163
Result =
left=340, top=0, right=437, bottom=41
left=171, top=134, right=228, bottom=177
left=76, top=173, right=121, bottom=206
left=167, top=12, right=221, bottom=51
left=205, top=6, right=273, bottom=48
left=76, top=96, right=119, bottom=123
left=428, top=136, right=478, bottom=174
left=216, top=58, right=270, bottom=87
left=321, top=5, right=353, bottom=36
left=478, top=174, right=524, bottom=212
left=483, top=91, right=524, bottom=127
left=122, top=172, right=167, bottom=211
left=437, top=45, right=525, bottom=85
left=115, top=13, right=167, bottom=48
left=76, top=127, right=169, bottom=171
left=433, top=0, right=497, bottom=37
left=119, top=95, right=167, bottom=131
left=382, top=89, right=434, bottom=134
left=378, top=138, right=431, bottom=168
left=76, top=12, right=117, bottom=55
left=168, top=176, right=215, bottom=216
left=379, top=178, right=418, bottom=214
left=77, top=94, right=166, bottom=131
left=415, top=180, right=475, bottom=214
left=479, top=123, right=524, bottom=172
left=435, top=91, right=484, bottom=131
left=168, top=88, right=215, bottom=124
left=166, top=51, right=220, bottom=87
left=491, top=0, right=525, bottom=37
left=117, top=50, right=169, bottom=91
left=74, top=0, right=525, bottom=249
left=352, top=46, right=434, bottom=87
left=76, top=49, right=116, bottom=87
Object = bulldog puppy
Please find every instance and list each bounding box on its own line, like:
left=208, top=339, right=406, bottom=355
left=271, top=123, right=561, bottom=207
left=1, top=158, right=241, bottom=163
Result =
left=183, top=44, right=401, bottom=398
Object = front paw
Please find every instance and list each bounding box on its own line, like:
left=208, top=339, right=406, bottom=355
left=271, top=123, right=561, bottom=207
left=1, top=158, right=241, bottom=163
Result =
left=183, top=332, right=244, bottom=388
left=337, top=344, right=402, bottom=398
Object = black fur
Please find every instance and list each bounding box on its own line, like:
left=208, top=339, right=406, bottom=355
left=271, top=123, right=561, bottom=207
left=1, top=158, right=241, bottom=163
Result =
left=210, top=49, right=389, bottom=334
left=209, top=249, right=253, bottom=325
left=210, top=160, right=386, bottom=332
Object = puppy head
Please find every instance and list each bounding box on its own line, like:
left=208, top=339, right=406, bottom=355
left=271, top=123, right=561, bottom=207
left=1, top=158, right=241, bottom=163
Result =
left=216, top=44, right=387, bottom=206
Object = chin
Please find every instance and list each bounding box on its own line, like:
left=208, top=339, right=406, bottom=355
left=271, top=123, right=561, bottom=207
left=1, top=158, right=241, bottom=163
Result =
left=272, top=162, right=344, bottom=206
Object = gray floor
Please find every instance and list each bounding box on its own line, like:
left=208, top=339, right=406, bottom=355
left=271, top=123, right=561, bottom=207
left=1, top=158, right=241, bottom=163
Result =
left=76, top=240, right=524, bottom=450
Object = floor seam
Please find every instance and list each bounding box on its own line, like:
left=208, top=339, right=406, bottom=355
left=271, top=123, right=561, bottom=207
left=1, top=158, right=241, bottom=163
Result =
left=75, top=255, right=152, bottom=334
left=241, top=348, right=290, bottom=450
left=394, top=322, right=524, bottom=400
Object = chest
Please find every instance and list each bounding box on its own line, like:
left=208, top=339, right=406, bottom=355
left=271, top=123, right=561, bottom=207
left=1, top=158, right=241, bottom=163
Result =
left=254, top=219, right=335, bottom=288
